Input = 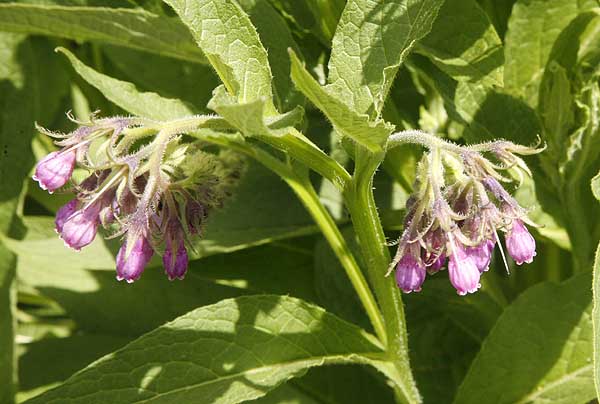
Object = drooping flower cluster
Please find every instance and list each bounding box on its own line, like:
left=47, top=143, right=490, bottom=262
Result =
left=390, top=139, right=541, bottom=295
left=34, top=113, right=242, bottom=283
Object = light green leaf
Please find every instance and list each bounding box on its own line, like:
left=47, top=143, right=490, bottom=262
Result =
left=102, top=45, right=220, bottom=112
left=504, top=0, right=598, bottom=108
left=289, top=50, right=393, bottom=153
left=0, top=33, right=70, bottom=404
left=592, top=170, right=600, bottom=201
left=327, top=0, right=445, bottom=118
left=238, top=0, right=304, bottom=112
left=163, top=0, right=276, bottom=114
left=0, top=243, right=16, bottom=404
left=594, top=241, right=600, bottom=400
left=0, top=3, right=207, bottom=64
left=57, top=47, right=196, bottom=120
left=409, top=56, right=541, bottom=144
left=454, top=272, right=594, bottom=404
left=25, top=295, right=384, bottom=404
left=416, top=0, right=504, bottom=87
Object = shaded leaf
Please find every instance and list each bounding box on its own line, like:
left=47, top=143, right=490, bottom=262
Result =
left=416, top=0, right=504, bottom=87
left=26, top=295, right=384, bottom=404
left=454, top=272, right=594, bottom=404
left=504, top=0, right=598, bottom=107
left=0, top=3, right=207, bottom=64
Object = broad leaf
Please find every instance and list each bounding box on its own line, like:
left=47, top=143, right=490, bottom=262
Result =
left=327, top=0, right=445, bottom=118
left=58, top=47, right=197, bottom=120
left=289, top=50, right=393, bottom=153
left=238, top=0, right=304, bottom=112
left=26, top=295, right=384, bottom=404
left=504, top=0, right=598, bottom=107
left=163, top=0, right=276, bottom=114
left=0, top=3, right=207, bottom=64
left=594, top=241, right=600, bottom=400
left=454, top=272, right=594, bottom=404
left=102, top=45, right=219, bottom=112
left=416, top=0, right=504, bottom=87
left=0, top=243, right=16, bottom=404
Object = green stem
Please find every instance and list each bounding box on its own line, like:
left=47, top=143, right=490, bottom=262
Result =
left=285, top=169, right=387, bottom=344
left=190, top=129, right=387, bottom=343
left=344, top=148, right=420, bottom=404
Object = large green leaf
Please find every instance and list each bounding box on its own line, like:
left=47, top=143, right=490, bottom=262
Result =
left=0, top=243, right=16, bottom=404
left=594, top=241, right=600, bottom=400
left=416, top=0, right=504, bottom=87
left=102, top=45, right=219, bottom=112
left=454, top=272, right=594, bottom=404
left=163, top=0, right=276, bottom=114
left=25, top=295, right=385, bottom=404
left=238, top=0, right=304, bottom=112
left=0, top=3, right=207, bottom=64
left=327, top=0, right=445, bottom=118
left=289, top=50, right=393, bottom=153
left=504, top=0, right=598, bottom=107
left=58, top=47, right=196, bottom=120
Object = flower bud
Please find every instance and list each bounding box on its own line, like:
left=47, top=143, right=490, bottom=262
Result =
left=467, top=239, right=495, bottom=273
left=163, top=240, right=188, bottom=280
left=116, top=236, right=154, bottom=283
left=33, top=149, right=77, bottom=193
left=506, top=220, right=536, bottom=265
left=55, top=199, right=78, bottom=233
left=448, top=240, right=481, bottom=295
left=395, top=252, right=426, bottom=293
left=427, top=253, right=446, bottom=274
left=59, top=205, right=101, bottom=251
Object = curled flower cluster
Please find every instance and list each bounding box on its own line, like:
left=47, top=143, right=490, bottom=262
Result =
left=34, top=114, right=242, bottom=283
left=390, top=138, right=541, bottom=295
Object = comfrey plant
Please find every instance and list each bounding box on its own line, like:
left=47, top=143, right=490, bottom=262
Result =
left=12, top=0, right=600, bottom=403
left=34, top=114, right=242, bottom=282
left=387, top=131, right=541, bottom=295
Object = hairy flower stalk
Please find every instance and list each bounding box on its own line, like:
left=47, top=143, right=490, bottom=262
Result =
left=388, top=131, right=543, bottom=295
left=34, top=113, right=243, bottom=282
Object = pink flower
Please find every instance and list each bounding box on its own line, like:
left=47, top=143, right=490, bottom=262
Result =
left=163, top=239, right=188, bottom=280
left=395, top=251, right=426, bottom=293
left=59, top=204, right=102, bottom=251
left=467, top=239, right=495, bottom=273
left=448, top=240, right=481, bottom=296
left=33, top=149, right=77, bottom=193
left=55, top=199, right=78, bottom=233
left=116, top=236, right=154, bottom=283
left=506, top=220, right=536, bottom=265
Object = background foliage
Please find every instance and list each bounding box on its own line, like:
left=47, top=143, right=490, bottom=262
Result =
left=0, top=0, right=599, bottom=403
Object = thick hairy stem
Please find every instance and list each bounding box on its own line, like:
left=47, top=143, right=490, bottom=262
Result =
left=344, top=148, right=420, bottom=404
